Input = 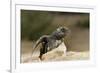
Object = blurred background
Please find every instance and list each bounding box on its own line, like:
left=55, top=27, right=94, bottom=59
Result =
left=21, top=10, right=89, bottom=63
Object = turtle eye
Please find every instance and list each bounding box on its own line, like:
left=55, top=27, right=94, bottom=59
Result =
left=60, top=27, right=67, bottom=33
left=61, top=28, right=65, bottom=32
